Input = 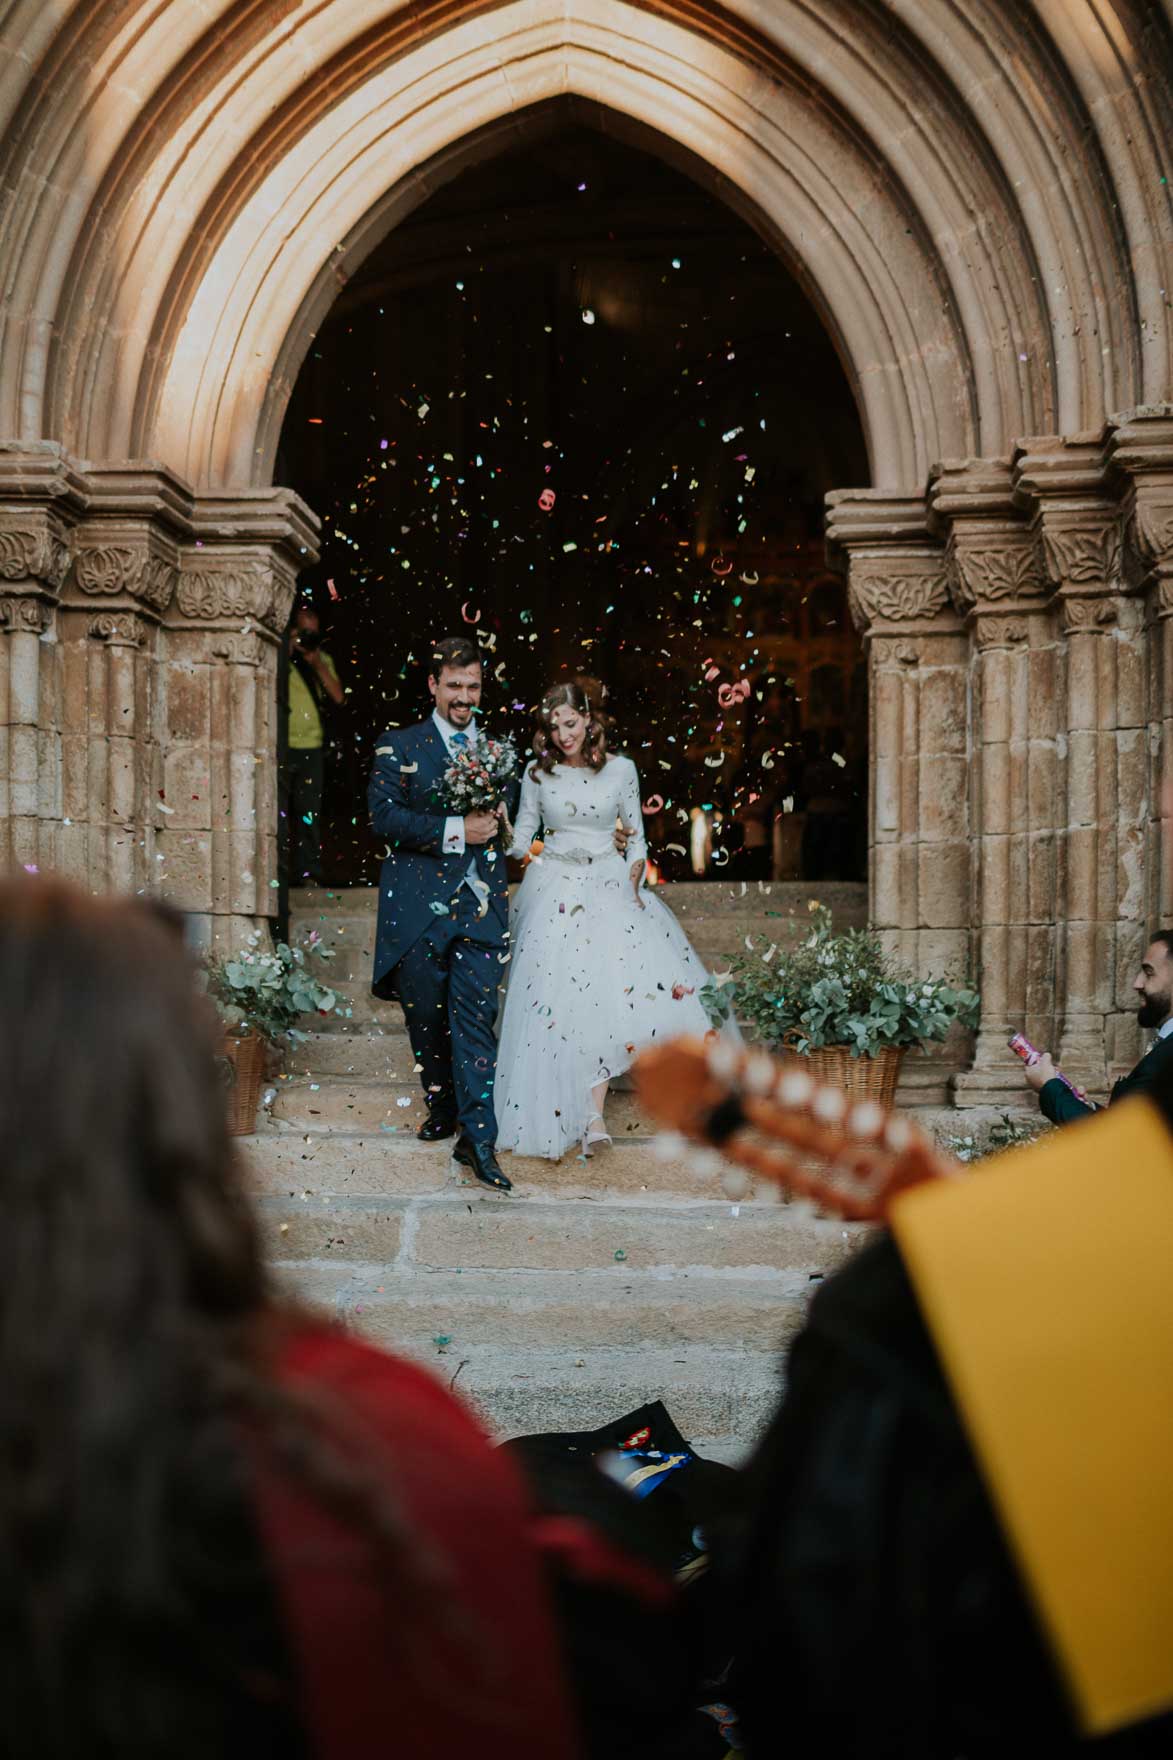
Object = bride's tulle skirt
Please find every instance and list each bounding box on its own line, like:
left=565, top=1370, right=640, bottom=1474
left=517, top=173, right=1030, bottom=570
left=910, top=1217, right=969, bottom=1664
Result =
left=495, top=852, right=720, bottom=1160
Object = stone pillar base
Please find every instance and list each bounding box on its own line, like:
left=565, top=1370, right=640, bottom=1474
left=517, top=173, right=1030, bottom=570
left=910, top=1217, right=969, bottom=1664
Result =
left=951, top=1031, right=1034, bottom=1110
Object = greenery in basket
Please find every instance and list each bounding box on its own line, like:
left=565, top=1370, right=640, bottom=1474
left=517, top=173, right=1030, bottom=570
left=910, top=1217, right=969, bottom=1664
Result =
left=699, top=906, right=979, bottom=1057
left=203, top=930, right=337, bottom=1046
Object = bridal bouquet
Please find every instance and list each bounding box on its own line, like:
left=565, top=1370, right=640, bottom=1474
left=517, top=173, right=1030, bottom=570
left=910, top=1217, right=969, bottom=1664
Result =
left=433, top=733, right=519, bottom=814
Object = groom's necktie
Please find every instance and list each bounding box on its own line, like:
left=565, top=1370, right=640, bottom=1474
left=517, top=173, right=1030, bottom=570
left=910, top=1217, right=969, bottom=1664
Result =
left=448, top=728, right=488, bottom=913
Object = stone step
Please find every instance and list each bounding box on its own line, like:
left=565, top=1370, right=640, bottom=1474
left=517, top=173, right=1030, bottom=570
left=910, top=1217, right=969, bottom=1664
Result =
left=387, top=1343, right=785, bottom=1457
left=254, top=1191, right=860, bottom=1274
left=287, top=1030, right=407, bottom=1077
left=297, top=913, right=840, bottom=982
left=291, top=881, right=866, bottom=918
left=267, top=1078, right=657, bottom=1136
left=270, top=1261, right=813, bottom=1354
left=238, top=1131, right=772, bottom=1200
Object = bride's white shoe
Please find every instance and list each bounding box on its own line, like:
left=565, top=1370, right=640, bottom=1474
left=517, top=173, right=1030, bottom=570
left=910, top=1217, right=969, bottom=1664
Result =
left=582, top=1112, right=612, bottom=1156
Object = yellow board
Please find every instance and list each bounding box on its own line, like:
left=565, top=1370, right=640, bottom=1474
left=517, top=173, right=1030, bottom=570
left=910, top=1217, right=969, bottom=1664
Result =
left=891, top=1098, right=1173, bottom=1735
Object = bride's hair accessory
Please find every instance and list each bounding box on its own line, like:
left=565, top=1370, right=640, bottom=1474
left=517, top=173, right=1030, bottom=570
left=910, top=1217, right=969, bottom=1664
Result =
left=530, top=679, right=613, bottom=777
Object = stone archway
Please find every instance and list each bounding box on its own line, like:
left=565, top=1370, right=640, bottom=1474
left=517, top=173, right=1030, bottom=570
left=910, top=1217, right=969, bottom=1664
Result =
left=1, top=0, right=1171, bottom=1100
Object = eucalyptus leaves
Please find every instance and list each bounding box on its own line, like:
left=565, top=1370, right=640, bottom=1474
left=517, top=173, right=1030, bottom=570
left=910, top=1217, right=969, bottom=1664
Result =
left=701, top=906, right=979, bottom=1057
left=204, top=931, right=338, bottom=1045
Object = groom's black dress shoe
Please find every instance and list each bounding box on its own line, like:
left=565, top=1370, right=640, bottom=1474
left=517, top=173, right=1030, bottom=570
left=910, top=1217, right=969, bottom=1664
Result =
left=418, top=1112, right=457, bottom=1143
left=452, top=1136, right=512, bottom=1192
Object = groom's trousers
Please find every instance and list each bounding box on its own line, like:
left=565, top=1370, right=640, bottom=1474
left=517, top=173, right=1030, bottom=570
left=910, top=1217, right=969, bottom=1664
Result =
left=394, top=884, right=505, bottom=1146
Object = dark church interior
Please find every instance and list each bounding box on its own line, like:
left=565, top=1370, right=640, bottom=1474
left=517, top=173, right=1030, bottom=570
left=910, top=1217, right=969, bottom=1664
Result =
left=278, top=109, right=869, bottom=885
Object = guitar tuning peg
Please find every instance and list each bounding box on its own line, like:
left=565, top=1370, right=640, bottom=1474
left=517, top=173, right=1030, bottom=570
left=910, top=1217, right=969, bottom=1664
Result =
left=721, top=1167, right=750, bottom=1200
left=812, top=1086, right=847, bottom=1124
left=705, top=1040, right=740, bottom=1082
left=777, top=1068, right=813, bottom=1107
left=688, top=1147, right=725, bottom=1181
left=652, top=1131, right=686, bottom=1162
left=848, top=1100, right=884, bottom=1139
left=743, top=1054, right=775, bottom=1095
left=884, top=1115, right=913, bottom=1152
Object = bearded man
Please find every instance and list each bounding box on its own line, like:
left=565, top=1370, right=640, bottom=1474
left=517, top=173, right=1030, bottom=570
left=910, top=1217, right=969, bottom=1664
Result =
left=1023, top=932, right=1173, bottom=1123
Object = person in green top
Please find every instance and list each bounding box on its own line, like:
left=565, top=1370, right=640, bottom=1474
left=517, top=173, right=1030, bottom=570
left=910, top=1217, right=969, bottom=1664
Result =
left=284, top=603, right=344, bottom=886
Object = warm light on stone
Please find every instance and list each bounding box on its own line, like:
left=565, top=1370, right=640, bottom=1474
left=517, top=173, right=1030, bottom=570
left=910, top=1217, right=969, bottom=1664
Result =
left=0, top=0, right=1169, bottom=1095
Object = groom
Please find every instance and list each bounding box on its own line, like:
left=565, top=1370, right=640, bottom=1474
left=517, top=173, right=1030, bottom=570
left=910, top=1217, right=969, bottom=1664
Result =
left=369, top=636, right=519, bottom=1191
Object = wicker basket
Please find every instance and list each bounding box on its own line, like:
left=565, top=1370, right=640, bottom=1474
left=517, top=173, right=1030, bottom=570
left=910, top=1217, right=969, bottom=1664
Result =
left=219, top=1030, right=267, bottom=1136
left=783, top=1041, right=905, bottom=1110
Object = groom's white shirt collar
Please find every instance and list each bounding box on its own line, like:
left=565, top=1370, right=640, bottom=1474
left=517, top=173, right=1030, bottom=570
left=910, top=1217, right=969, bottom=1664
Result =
left=432, top=708, right=478, bottom=754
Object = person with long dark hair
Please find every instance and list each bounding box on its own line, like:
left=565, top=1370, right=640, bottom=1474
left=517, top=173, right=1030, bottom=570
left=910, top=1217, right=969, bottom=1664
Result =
left=0, top=877, right=576, bottom=1760
left=495, top=680, right=732, bottom=1161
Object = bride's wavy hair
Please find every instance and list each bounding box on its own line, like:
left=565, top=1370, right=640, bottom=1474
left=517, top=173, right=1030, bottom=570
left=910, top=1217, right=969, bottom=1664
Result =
left=531, top=677, right=613, bottom=776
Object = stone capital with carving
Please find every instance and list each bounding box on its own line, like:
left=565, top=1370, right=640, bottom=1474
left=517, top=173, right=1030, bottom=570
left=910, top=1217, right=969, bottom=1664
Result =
left=87, top=610, right=150, bottom=647
left=1058, top=592, right=1118, bottom=634
left=0, top=517, right=71, bottom=593
left=972, top=613, right=1031, bottom=650
left=869, top=636, right=922, bottom=666
left=0, top=594, right=53, bottom=634
left=210, top=631, right=266, bottom=667
left=847, top=566, right=950, bottom=633
left=1040, top=521, right=1122, bottom=593
left=1122, top=494, right=1173, bottom=590
left=1150, top=574, right=1173, bottom=621
left=174, top=555, right=280, bottom=631
left=72, top=539, right=176, bottom=613
left=947, top=537, right=1045, bottom=613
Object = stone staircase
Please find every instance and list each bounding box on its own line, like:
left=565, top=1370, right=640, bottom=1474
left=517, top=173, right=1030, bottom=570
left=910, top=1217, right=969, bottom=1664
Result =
left=238, top=881, right=873, bottom=1459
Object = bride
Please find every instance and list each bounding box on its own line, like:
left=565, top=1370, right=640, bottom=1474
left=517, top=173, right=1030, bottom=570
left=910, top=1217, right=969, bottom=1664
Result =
left=495, top=680, right=726, bottom=1162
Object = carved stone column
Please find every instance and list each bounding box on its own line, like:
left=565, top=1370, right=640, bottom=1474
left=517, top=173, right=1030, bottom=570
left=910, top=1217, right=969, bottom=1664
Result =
left=0, top=446, right=82, bottom=874
left=827, top=491, right=969, bottom=1104
left=932, top=461, right=1055, bottom=1108
left=166, top=491, right=317, bottom=949
left=0, top=449, right=317, bottom=939
left=60, top=469, right=186, bottom=896
left=1018, top=438, right=1128, bottom=1096
left=1110, top=406, right=1173, bottom=1070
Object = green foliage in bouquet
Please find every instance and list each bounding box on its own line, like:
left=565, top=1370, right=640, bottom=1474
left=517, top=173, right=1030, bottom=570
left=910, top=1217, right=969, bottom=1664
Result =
left=431, top=733, right=519, bottom=814
left=204, top=930, right=337, bottom=1045
left=700, top=906, right=979, bottom=1057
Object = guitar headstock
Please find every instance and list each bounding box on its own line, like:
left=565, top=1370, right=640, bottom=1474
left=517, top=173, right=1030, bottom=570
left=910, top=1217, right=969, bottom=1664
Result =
left=634, top=1036, right=956, bottom=1222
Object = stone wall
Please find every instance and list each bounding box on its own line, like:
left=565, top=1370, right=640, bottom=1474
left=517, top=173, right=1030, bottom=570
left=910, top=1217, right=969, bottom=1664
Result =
left=0, top=446, right=317, bottom=947
left=829, top=410, right=1173, bottom=1104
left=1, top=0, right=1171, bottom=1102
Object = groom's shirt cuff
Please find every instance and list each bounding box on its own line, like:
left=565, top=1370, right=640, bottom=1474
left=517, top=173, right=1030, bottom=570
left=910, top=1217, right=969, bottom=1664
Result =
left=443, top=816, right=465, bottom=855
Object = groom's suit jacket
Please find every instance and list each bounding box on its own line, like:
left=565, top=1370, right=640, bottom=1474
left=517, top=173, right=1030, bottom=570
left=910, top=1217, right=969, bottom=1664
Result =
left=368, top=718, right=518, bottom=999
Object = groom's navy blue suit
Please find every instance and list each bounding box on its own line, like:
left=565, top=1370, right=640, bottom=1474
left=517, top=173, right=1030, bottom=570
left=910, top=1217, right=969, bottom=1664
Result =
left=369, top=717, right=517, bottom=1146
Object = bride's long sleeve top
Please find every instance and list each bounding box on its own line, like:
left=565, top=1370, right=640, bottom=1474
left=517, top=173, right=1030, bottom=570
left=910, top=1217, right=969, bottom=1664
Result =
left=506, top=756, right=648, bottom=867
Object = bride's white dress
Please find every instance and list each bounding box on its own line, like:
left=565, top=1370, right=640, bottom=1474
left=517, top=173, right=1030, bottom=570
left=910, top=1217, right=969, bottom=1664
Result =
left=495, top=754, right=719, bottom=1160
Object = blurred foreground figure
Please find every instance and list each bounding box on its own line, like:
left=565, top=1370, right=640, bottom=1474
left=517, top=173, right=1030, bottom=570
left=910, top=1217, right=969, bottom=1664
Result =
left=635, top=1034, right=1173, bottom=1755
left=726, top=1097, right=1173, bottom=1756
left=0, top=878, right=576, bottom=1760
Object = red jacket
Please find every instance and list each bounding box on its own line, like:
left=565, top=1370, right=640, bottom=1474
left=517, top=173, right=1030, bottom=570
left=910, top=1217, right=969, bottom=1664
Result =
left=252, top=1323, right=580, bottom=1758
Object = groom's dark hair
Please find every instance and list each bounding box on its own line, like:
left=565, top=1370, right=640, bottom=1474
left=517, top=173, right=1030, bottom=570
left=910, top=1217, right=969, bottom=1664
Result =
left=429, top=635, right=481, bottom=678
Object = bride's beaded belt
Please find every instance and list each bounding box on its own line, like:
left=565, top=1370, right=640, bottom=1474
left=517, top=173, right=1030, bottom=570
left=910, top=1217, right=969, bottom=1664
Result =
left=541, top=846, right=610, bottom=866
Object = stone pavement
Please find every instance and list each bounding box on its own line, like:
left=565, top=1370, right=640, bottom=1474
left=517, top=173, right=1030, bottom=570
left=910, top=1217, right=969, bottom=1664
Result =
left=237, top=881, right=1028, bottom=1460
